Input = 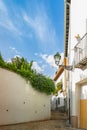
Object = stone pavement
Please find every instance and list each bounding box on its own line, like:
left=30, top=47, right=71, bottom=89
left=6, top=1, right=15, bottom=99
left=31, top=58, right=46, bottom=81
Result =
left=0, top=119, right=84, bottom=130
left=0, top=111, right=84, bottom=130
left=0, top=120, right=66, bottom=130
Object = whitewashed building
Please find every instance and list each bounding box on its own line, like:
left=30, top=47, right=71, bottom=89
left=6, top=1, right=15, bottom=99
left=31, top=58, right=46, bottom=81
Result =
left=54, top=0, right=87, bottom=129
left=65, top=0, right=87, bottom=129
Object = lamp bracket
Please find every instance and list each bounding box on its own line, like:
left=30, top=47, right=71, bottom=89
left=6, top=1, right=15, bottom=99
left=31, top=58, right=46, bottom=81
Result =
left=59, top=65, right=73, bottom=71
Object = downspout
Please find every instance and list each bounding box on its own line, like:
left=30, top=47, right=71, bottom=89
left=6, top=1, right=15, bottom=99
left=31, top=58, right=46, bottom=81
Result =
left=64, top=0, right=71, bottom=124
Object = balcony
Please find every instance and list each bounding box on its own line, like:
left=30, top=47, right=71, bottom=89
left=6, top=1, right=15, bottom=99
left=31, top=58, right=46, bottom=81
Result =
left=74, top=33, right=87, bottom=70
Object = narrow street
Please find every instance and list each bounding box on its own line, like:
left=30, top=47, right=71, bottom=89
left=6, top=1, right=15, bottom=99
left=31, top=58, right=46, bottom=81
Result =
left=0, top=0, right=87, bottom=129
left=0, top=120, right=67, bottom=130
left=0, top=120, right=84, bottom=130
left=0, top=111, right=84, bottom=130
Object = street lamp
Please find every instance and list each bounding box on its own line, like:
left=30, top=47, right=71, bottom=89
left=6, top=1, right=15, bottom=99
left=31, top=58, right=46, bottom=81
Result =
left=54, top=52, right=73, bottom=71
left=54, top=52, right=61, bottom=66
left=54, top=52, right=72, bottom=125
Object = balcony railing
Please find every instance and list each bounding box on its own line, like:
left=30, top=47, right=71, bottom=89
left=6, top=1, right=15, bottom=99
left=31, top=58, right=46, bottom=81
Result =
left=74, top=33, right=87, bottom=70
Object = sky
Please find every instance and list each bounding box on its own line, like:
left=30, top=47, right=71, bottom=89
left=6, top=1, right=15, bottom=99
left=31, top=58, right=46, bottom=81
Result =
left=0, top=0, right=64, bottom=78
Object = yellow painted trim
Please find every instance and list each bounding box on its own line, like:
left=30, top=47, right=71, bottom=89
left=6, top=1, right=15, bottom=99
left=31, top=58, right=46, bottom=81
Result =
left=54, top=67, right=64, bottom=81
left=54, top=57, right=67, bottom=81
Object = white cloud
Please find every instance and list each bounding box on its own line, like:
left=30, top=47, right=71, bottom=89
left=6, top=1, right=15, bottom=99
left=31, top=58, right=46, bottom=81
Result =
left=9, top=46, right=20, bottom=54
left=23, top=12, right=56, bottom=43
left=23, top=8, right=58, bottom=51
left=40, top=54, right=57, bottom=69
left=0, top=19, right=21, bottom=36
left=0, top=0, right=21, bottom=35
left=34, top=53, right=38, bottom=56
left=0, top=0, right=7, bottom=13
left=9, top=47, right=15, bottom=50
left=40, top=53, right=64, bottom=68
left=6, top=58, right=12, bottom=63
left=32, top=61, right=44, bottom=73
left=41, top=64, right=47, bottom=69
left=14, top=55, right=21, bottom=58
left=6, top=54, right=21, bottom=63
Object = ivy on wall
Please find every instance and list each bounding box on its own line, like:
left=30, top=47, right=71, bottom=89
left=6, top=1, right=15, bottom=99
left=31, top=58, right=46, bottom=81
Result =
left=53, top=80, right=63, bottom=95
left=0, top=53, right=55, bottom=95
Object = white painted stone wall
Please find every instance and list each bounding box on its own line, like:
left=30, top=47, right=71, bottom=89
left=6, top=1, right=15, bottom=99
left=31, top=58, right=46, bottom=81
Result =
left=0, top=68, right=51, bottom=125
left=69, top=0, right=87, bottom=115
left=57, top=92, right=64, bottom=108
left=80, top=85, right=87, bottom=99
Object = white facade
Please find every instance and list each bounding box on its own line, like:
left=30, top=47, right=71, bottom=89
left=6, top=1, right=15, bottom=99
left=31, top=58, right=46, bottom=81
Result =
left=67, top=0, right=87, bottom=128
left=51, top=95, right=57, bottom=110
left=51, top=92, right=65, bottom=111
left=54, top=70, right=66, bottom=111
left=0, top=68, right=51, bottom=125
left=57, top=92, right=64, bottom=108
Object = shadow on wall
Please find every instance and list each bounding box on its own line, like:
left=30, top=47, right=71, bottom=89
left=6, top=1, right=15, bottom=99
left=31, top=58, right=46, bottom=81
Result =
left=51, top=93, right=66, bottom=112
left=0, top=68, right=51, bottom=125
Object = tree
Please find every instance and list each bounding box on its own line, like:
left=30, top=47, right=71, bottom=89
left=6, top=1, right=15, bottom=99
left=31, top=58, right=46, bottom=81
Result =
left=11, top=56, right=22, bottom=69
left=0, top=52, right=4, bottom=63
left=53, top=80, right=63, bottom=95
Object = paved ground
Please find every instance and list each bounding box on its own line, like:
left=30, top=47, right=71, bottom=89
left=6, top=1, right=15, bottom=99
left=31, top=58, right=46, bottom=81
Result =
left=0, top=119, right=84, bottom=130
left=0, top=111, right=84, bottom=130
left=0, top=120, right=70, bottom=130
left=0, top=120, right=64, bottom=130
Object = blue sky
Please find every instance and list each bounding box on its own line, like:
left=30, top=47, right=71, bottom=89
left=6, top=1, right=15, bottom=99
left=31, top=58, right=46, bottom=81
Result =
left=0, top=0, right=64, bottom=78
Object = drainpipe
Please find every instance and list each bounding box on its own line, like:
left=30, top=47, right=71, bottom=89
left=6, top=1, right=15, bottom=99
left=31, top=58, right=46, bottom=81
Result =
left=64, top=0, right=71, bottom=124
left=69, top=88, right=71, bottom=124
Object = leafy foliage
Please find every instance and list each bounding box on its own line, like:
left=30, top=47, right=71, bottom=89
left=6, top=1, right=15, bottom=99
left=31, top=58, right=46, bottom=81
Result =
left=53, top=80, right=63, bottom=95
left=0, top=52, right=5, bottom=66
left=30, top=73, right=55, bottom=94
left=0, top=53, right=55, bottom=95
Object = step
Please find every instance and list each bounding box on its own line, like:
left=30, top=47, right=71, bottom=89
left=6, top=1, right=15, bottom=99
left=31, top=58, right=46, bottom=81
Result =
left=51, top=111, right=68, bottom=120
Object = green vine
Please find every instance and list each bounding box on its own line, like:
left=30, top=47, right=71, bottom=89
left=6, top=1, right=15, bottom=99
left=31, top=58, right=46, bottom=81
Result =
left=0, top=53, right=55, bottom=95
left=53, top=80, right=63, bottom=95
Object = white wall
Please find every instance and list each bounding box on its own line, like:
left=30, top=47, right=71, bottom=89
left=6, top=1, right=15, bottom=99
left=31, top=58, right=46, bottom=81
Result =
left=0, top=68, right=51, bottom=125
left=69, top=0, right=87, bottom=115
left=71, top=0, right=87, bottom=49
left=70, top=0, right=87, bottom=65
left=57, top=93, right=64, bottom=107
left=80, top=85, right=87, bottom=99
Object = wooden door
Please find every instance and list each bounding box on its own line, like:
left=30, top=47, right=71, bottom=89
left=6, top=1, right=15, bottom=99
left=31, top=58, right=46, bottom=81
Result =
left=80, top=99, right=87, bottom=129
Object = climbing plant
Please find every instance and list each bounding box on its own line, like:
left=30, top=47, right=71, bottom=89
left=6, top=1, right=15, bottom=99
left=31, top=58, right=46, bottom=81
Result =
left=0, top=53, right=55, bottom=95
left=53, top=80, right=63, bottom=95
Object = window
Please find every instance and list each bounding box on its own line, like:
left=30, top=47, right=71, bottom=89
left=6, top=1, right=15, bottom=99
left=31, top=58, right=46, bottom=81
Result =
left=58, top=98, right=60, bottom=105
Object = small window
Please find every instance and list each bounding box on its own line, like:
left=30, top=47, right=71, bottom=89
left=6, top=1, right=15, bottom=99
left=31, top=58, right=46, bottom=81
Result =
left=58, top=98, right=60, bottom=105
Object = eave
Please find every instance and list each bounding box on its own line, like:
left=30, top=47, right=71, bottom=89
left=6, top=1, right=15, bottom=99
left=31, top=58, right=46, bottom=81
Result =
left=64, top=0, right=71, bottom=57
left=54, top=67, right=64, bottom=81
left=54, top=0, right=71, bottom=81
